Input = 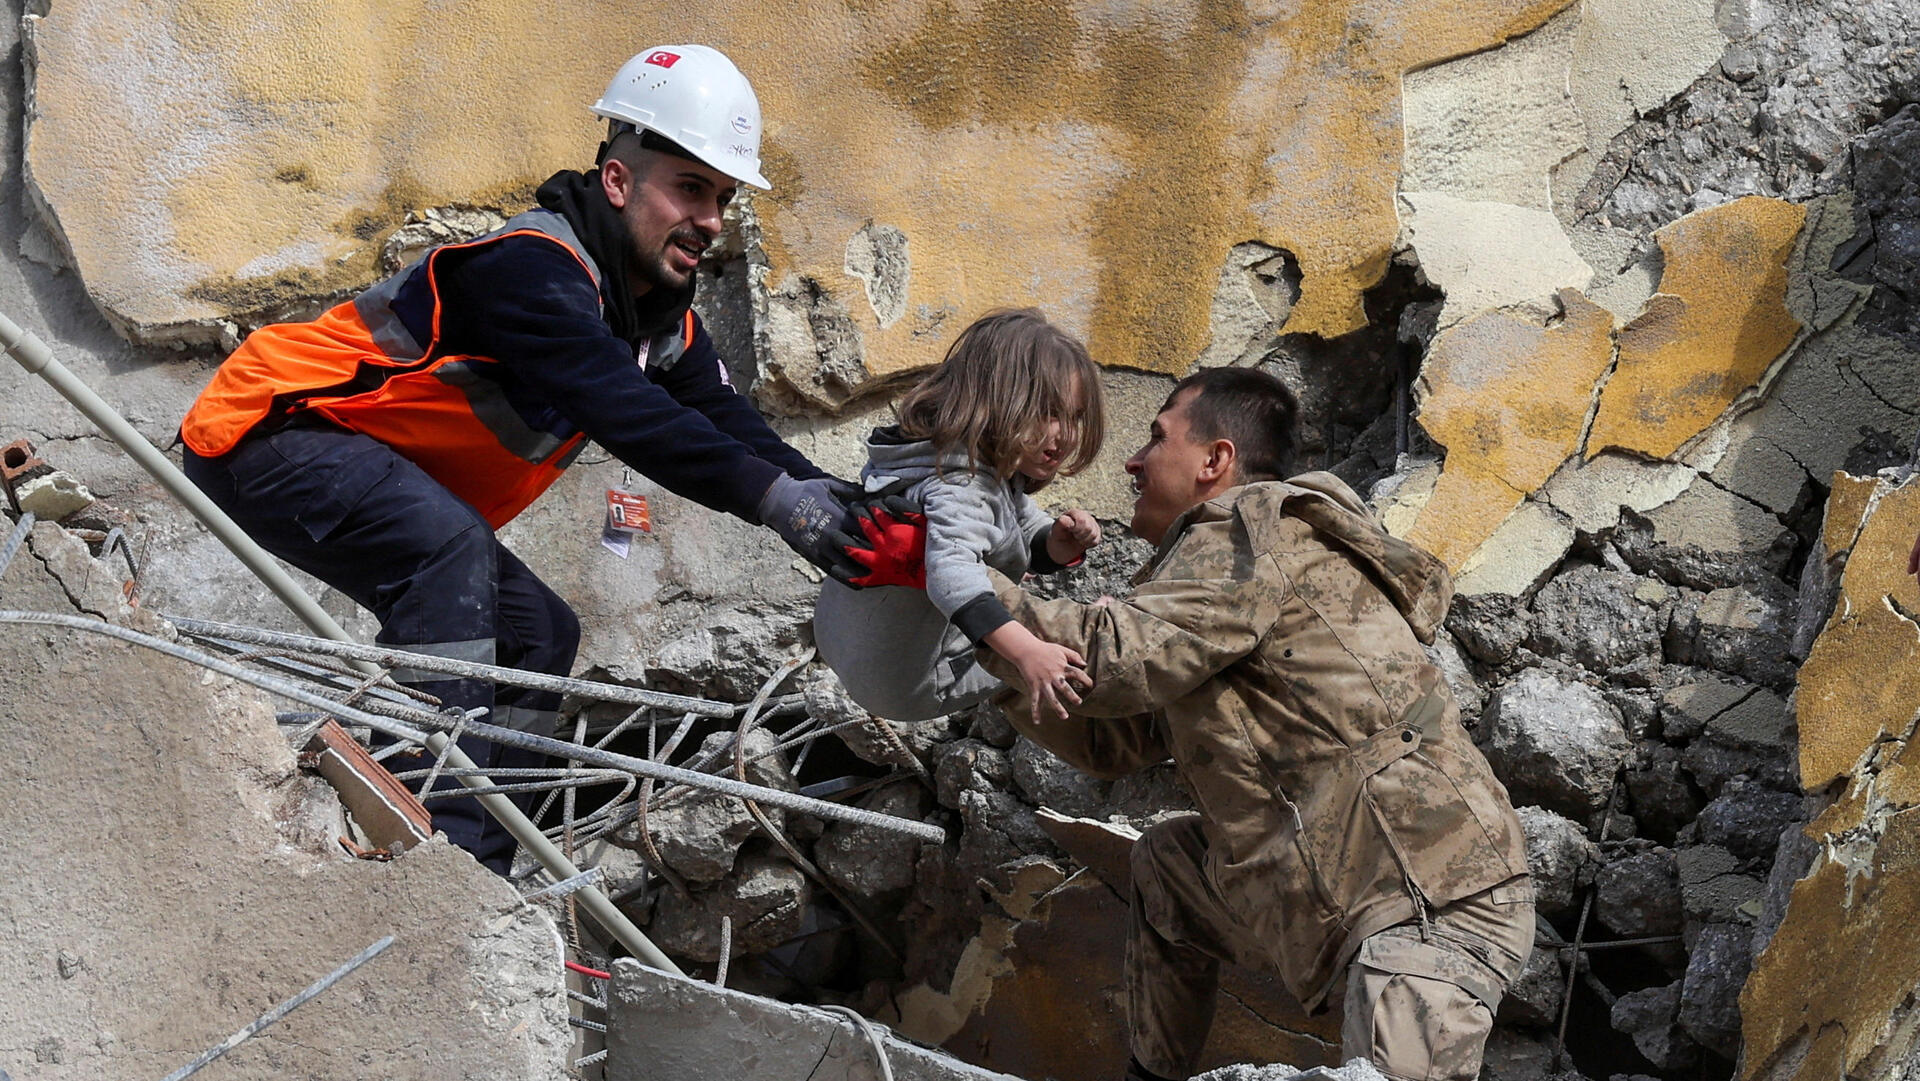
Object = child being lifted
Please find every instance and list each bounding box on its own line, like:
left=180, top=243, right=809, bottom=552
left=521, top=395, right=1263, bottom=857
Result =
left=814, top=308, right=1106, bottom=723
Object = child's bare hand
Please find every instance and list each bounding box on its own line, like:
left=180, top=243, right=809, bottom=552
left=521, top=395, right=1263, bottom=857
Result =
left=1047, top=509, right=1102, bottom=566
left=1014, top=640, right=1092, bottom=723
left=984, top=621, right=1094, bottom=722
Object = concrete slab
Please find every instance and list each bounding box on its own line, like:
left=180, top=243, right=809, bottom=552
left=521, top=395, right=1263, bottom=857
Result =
left=1398, top=194, right=1595, bottom=329
left=0, top=522, right=570, bottom=1080
left=606, top=960, right=1019, bottom=1081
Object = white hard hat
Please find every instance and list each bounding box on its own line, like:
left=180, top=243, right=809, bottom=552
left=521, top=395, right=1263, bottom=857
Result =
left=591, top=44, right=771, bottom=190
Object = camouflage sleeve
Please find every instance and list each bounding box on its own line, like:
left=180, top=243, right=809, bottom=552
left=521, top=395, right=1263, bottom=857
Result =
left=996, top=572, right=1284, bottom=711
left=994, top=695, right=1166, bottom=780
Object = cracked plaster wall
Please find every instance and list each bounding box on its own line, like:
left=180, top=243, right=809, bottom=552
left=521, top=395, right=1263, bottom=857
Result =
left=0, top=521, right=570, bottom=1078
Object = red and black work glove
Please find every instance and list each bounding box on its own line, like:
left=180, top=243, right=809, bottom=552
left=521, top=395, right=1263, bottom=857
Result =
left=843, top=480, right=927, bottom=589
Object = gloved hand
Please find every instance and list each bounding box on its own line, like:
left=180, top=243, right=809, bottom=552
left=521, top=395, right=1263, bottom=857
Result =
left=758, top=473, right=865, bottom=584
left=845, top=483, right=928, bottom=589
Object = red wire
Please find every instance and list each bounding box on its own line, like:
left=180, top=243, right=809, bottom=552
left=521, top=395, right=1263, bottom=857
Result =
left=566, top=960, right=612, bottom=981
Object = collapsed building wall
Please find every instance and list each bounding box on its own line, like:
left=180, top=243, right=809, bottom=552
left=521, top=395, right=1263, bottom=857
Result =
left=2, top=0, right=1920, bottom=1079
left=0, top=520, right=571, bottom=1077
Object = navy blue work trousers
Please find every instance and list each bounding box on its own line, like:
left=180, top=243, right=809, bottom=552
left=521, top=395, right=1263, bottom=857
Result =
left=183, top=425, right=580, bottom=874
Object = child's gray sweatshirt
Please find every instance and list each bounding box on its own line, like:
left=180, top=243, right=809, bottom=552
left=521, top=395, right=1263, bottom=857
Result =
left=813, top=427, right=1059, bottom=721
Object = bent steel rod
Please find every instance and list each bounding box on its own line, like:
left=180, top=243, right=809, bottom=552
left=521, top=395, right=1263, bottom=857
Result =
left=168, top=615, right=738, bottom=719
left=0, top=313, right=681, bottom=975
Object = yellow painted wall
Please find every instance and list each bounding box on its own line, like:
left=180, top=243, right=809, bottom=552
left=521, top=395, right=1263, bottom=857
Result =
left=29, top=0, right=1570, bottom=375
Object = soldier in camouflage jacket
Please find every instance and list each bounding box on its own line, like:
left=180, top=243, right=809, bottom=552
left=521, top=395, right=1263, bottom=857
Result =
left=981, top=368, right=1533, bottom=1081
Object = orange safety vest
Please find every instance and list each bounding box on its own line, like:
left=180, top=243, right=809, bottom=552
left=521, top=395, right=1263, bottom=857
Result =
left=181, top=211, right=693, bottom=529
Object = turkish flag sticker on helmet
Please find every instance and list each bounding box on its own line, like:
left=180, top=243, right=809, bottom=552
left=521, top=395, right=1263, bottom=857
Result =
left=645, top=50, right=680, bottom=67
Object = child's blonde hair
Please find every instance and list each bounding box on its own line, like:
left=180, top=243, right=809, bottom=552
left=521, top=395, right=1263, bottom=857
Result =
left=893, top=308, right=1105, bottom=489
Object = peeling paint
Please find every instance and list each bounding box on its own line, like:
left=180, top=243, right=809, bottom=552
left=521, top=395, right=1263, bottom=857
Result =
left=1586, top=197, right=1807, bottom=461
left=1406, top=288, right=1612, bottom=567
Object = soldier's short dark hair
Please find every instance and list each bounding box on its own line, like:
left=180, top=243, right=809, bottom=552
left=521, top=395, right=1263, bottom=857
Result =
left=1166, top=367, right=1301, bottom=483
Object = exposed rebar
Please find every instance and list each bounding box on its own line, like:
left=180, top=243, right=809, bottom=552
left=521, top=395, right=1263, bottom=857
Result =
left=453, top=715, right=946, bottom=843
left=0, top=511, right=35, bottom=579
left=158, top=935, right=394, bottom=1081
left=169, top=615, right=738, bottom=718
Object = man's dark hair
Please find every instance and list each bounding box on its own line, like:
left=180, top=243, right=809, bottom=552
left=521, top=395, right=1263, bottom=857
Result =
left=1166, top=367, right=1302, bottom=483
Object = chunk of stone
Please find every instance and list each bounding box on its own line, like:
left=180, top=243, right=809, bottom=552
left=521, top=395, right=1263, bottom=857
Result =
left=614, top=728, right=794, bottom=883
left=1676, top=922, right=1752, bottom=1060
left=645, top=851, right=809, bottom=963
left=1425, top=630, right=1486, bottom=720
left=1010, top=737, right=1111, bottom=818
left=606, top=959, right=1022, bottom=1081
left=1657, top=677, right=1754, bottom=742
left=1612, top=480, right=1797, bottom=591
left=1516, top=805, right=1601, bottom=917
left=1447, top=591, right=1532, bottom=667
left=1610, top=981, right=1699, bottom=1072
left=1624, top=741, right=1703, bottom=846
left=815, top=781, right=934, bottom=907
left=1496, top=945, right=1564, bottom=1029
left=1526, top=563, right=1665, bottom=684
left=1604, top=688, right=1658, bottom=741
left=1480, top=670, right=1631, bottom=818
left=935, top=738, right=1055, bottom=874
left=1665, top=579, right=1798, bottom=687
left=1677, top=844, right=1763, bottom=931
left=13, top=470, right=94, bottom=521
left=1677, top=685, right=1795, bottom=797
left=1694, top=781, right=1803, bottom=862
left=803, top=668, right=961, bottom=772
left=647, top=612, right=809, bottom=700
left=1481, top=1028, right=1586, bottom=1081
left=1595, top=848, right=1683, bottom=938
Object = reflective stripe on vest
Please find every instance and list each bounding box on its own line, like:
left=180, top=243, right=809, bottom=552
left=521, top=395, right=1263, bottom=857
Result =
left=180, top=210, right=692, bottom=528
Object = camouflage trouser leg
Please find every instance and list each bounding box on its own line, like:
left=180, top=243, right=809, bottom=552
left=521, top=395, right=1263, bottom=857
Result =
left=1340, top=878, right=1535, bottom=1081
left=1127, top=815, right=1268, bottom=1080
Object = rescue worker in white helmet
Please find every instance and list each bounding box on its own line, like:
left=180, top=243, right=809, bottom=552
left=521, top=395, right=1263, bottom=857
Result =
left=180, top=45, right=902, bottom=874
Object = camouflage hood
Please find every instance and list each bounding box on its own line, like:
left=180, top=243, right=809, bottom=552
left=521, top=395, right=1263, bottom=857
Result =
left=1145, top=471, right=1454, bottom=643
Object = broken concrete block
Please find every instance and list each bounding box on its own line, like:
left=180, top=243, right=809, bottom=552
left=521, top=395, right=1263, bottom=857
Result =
left=606, top=959, right=1019, bottom=1081
left=1515, top=805, right=1601, bottom=918
left=1009, top=736, right=1111, bottom=819
left=1795, top=473, right=1920, bottom=790
left=615, top=728, right=795, bottom=883
left=1693, top=780, right=1801, bottom=862
left=1623, top=741, right=1704, bottom=845
left=1525, top=563, right=1665, bottom=684
left=1454, top=500, right=1577, bottom=598
left=1398, top=195, right=1595, bottom=329
left=1595, top=848, right=1683, bottom=939
left=1676, top=844, right=1762, bottom=932
left=1664, top=579, right=1798, bottom=687
left=1612, top=480, right=1797, bottom=590
left=1657, top=677, right=1753, bottom=742
left=1425, top=629, right=1486, bottom=721
left=1609, top=980, right=1699, bottom=1072
left=1587, top=198, right=1807, bottom=461
left=1446, top=591, right=1533, bottom=667
left=1675, top=921, right=1751, bottom=1061
left=816, top=781, right=935, bottom=909
left=13, top=468, right=93, bottom=521
left=645, top=850, right=810, bottom=964
left=1480, top=669, right=1632, bottom=818
left=0, top=520, right=569, bottom=1079
left=1400, top=8, right=1583, bottom=211
left=1496, top=945, right=1564, bottom=1029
